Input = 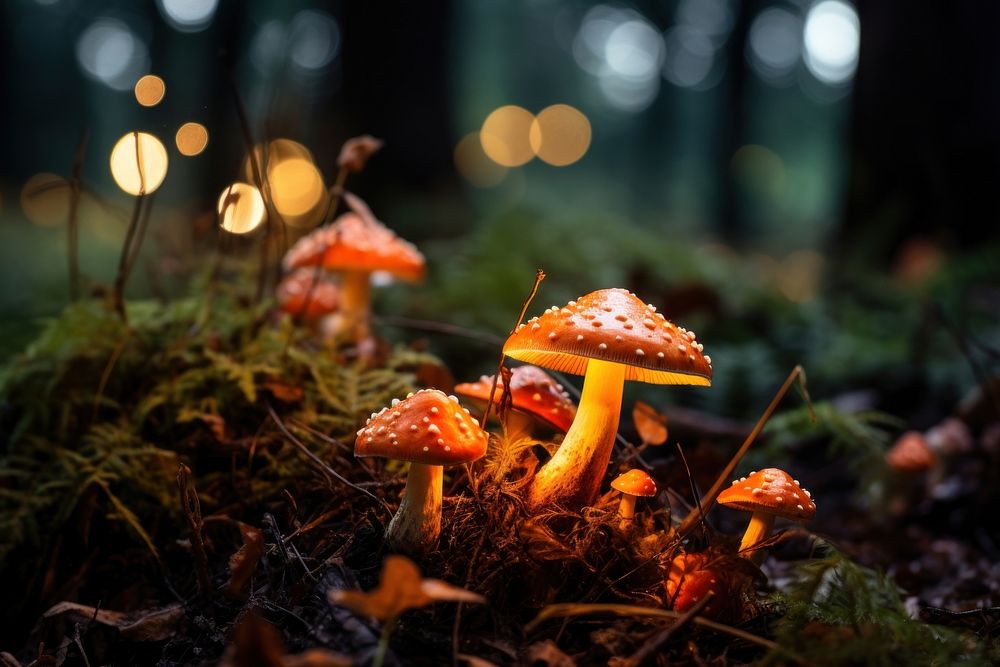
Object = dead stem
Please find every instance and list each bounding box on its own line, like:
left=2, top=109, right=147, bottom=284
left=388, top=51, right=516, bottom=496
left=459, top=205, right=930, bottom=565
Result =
left=111, top=193, right=146, bottom=320
left=483, top=269, right=546, bottom=426
left=677, top=365, right=813, bottom=537
left=623, top=591, right=714, bottom=666
left=177, top=464, right=211, bottom=595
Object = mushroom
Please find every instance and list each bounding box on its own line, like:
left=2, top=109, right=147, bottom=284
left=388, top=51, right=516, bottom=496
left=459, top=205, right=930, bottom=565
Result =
left=454, top=365, right=577, bottom=442
left=275, top=268, right=339, bottom=327
left=663, top=553, right=737, bottom=620
left=610, top=469, right=657, bottom=527
left=355, top=389, right=488, bottom=554
left=716, top=468, right=815, bottom=564
left=502, top=288, right=712, bottom=512
left=885, top=431, right=936, bottom=473
left=283, top=212, right=424, bottom=346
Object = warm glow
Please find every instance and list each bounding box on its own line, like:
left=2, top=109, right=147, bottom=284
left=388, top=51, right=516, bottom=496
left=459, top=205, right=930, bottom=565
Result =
left=175, top=122, right=209, bottom=156
left=109, top=131, right=169, bottom=196
left=778, top=250, right=824, bottom=303
left=217, top=182, right=266, bottom=234
left=528, top=104, right=591, bottom=167
left=454, top=133, right=507, bottom=187
left=270, top=158, right=325, bottom=218
left=134, top=74, right=165, bottom=106
left=480, top=105, right=535, bottom=167
left=242, top=139, right=314, bottom=182
left=20, top=173, right=70, bottom=227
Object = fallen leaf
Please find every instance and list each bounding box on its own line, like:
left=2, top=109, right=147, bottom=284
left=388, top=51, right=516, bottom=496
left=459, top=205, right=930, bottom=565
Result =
left=220, top=614, right=352, bottom=667
left=262, top=379, right=304, bottom=404
left=337, top=135, right=384, bottom=173
left=329, top=555, right=485, bottom=623
left=633, top=401, right=667, bottom=446
left=457, top=655, right=499, bottom=667
left=42, top=601, right=183, bottom=641
left=525, top=640, right=576, bottom=667
left=226, top=522, right=264, bottom=596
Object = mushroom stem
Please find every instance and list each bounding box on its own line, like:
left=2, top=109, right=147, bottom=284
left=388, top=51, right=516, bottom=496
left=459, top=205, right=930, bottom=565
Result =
left=738, top=511, right=775, bottom=563
left=338, top=271, right=372, bottom=343
left=526, top=358, right=626, bottom=512
left=617, top=493, right=637, bottom=519
left=503, top=411, right=535, bottom=443
left=385, top=462, right=442, bottom=554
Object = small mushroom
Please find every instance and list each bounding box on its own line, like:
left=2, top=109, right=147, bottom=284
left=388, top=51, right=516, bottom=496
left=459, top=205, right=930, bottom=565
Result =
left=663, top=553, right=737, bottom=620
left=716, top=468, right=815, bottom=564
left=283, top=212, right=424, bottom=346
left=275, top=268, right=339, bottom=326
left=355, top=390, right=488, bottom=554
left=886, top=431, right=936, bottom=473
left=610, top=469, right=657, bottom=527
left=502, top=288, right=712, bottom=512
left=453, top=365, right=577, bottom=441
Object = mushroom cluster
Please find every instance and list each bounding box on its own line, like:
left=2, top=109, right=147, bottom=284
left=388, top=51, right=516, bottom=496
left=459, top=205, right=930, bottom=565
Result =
left=281, top=211, right=425, bottom=348
left=503, top=288, right=712, bottom=512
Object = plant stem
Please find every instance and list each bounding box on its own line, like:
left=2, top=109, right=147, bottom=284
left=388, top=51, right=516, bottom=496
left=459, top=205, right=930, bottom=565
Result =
left=68, top=129, right=88, bottom=302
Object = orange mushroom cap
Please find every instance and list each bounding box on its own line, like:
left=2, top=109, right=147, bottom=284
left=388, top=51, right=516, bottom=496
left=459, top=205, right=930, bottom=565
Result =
left=282, top=212, right=425, bottom=281
left=355, top=389, right=488, bottom=466
left=453, top=365, right=577, bottom=432
left=610, top=469, right=657, bottom=497
left=275, top=268, right=339, bottom=322
left=664, top=553, right=734, bottom=618
left=886, top=431, right=936, bottom=472
left=716, top=468, right=815, bottom=521
left=502, top=288, right=712, bottom=385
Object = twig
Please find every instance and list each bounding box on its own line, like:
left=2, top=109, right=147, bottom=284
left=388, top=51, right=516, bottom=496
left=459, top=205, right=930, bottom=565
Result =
left=176, top=464, right=211, bottom=594
left=111, top=192, right=146, bottom=320
left=483, top=269, right=546, bottom=426
left=123, top=192, right=155, bottom=279
left=677, top=365, right=812, bottom=537
left=525, top=603, right=789, bottom=656
left=624, top=592, right=713, bottom=666
left=67, top=129, right=88, bottom=302
left=675, top=441, right=708, bottom=542
left=265, top=403, right=390, bottom=513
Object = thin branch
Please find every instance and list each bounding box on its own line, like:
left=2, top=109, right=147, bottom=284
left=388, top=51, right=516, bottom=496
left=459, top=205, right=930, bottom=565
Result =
left=67, top=129, right=88, bottom=302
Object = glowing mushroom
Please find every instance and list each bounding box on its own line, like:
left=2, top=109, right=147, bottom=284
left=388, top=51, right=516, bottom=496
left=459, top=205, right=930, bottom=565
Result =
left=716, top=468, right=815, bottom=564
left=355, top=389, right=488, bottom=554
left=453, top=365, right=576, bottom=441
left=664, top=553, right=737, bottom=620
left=502, top=288, right=712, bottom=512
left=610, top=469, right=657, bottom=526
left=275, top=268, right=339, bottom=324
left=283, top=212, right=424, bottom=346
left=885, top=431, right=936, bottom=473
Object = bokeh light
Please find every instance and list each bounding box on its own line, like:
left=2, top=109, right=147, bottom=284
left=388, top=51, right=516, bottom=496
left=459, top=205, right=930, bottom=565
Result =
left=528, top=104, right=591, bottom=167
left=289, top=10, right=340, bottom=72
left=778, top=250, right=824, bottom=303
left=747, top=8, right=803, bottom=85
left=454, top=133, right=507, bottom=187
left=269, top=158, right=325, bottom=218
left=109, top=132, right=169, bottom=196
left=662, top=26, right=718, bottom=90
left=175, top=122, right=209, bottom=156
left=218, top=183, right=266, bottom=235
left=76, top=19, right=149, bottom=91
left=731, top=144, right=785, bottom=198
left=156, top=0, right=219, bottom=33
left=480, top=105, right=536, bottom=167
left=803, top=0, right=860, bottom=85
left=134, top=74, right=165, bottom=107
left=20, top=173, right=69, bottom=227
left=243, top=138, right=315, bottom=181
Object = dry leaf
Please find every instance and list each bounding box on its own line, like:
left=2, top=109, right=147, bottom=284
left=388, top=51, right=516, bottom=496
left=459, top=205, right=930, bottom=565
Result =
left=262, top=379, right=304, bottom=404
left=337, top=135, right=384, bottom=173
left=226, top=522, right=264, bottom=596
left=328, top=555, right=485, bottom=623
left=457, top=655, right=499, bottom=667
left=525, top=640, right=577, bottom=667
left=633, top=401, right=667, bottom=446
left=220, top=614, right=352, bottom=667
left=42, top=601, right=183, bottom=641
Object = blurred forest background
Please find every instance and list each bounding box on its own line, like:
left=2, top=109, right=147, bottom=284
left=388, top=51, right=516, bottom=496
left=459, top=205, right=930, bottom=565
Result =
left=1, top=0, right=998, bottom=421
